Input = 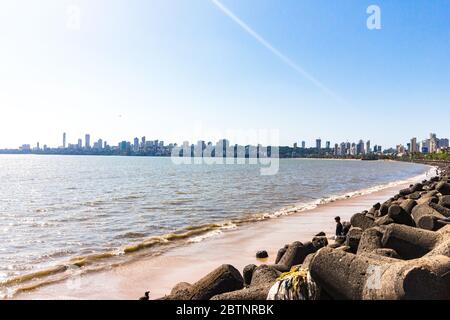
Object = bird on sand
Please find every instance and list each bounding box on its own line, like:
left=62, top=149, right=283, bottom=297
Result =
left=139, top=291, right=150, bottom=300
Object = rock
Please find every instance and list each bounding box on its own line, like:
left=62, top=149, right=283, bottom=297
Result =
left=411, top=204, right=446, bottom=231
left=342, top=221, right=351, bottom=235
left=211, top=265, right=280, bottom=300
left=256, top=250, right=268, bottom=259
left=379, top=202, right=391, bottom=216
left=166, top=264, right=244, bottom=300
left=439, top=195, right=450, bottom=209
left=168, top=282, right=193, bottom=300
left=243, top=264, right=257, bottom=287
left=371, top=248, right=401, bottom=259
left=436, top=181, right=450, bottom=195
left=399, top=199, right=417, bottom=214
left=373, top=202, right=381, bottom=210
left=428, top=202, right=450, bottom=217
left=350, top=212, right=376, bottom=231
left=375, top=215, right=394, bottom=226
left=315, top=231, right=326, bottom=237
left=336, top=246, right=352, bottom=252
left=275, top=245, right=288, bottom=264
left=345, top=227, right=363, bottom=253
left=274, top=241, right=312, bottom=271
left=309, top=247, right=450, bottom=300
left=381, top=224, right=442, bottom=259
left=356, top=227, right=384, bottom=254
left=388, top=204, right=415, bottom=227
left=312, top=236, right=328, bottom=248
left=407, top=192, right=422, bottom=200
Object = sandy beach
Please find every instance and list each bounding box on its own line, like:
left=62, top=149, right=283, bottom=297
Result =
left=11, top=172, right=429, bottom=300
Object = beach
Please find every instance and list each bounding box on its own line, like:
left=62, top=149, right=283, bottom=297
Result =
left=12, top=173, right=427, bottom=300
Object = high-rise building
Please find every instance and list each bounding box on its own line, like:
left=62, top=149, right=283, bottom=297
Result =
left=429, top=133, right=438, bottom=153
left=340, top=142, right=347, bottom=156
left=77, top=139, right=82, bottom=149
left=357, top=140, right=365, bottom=155
left=85, top=134, right=91, bottom=149
left=439, top=138, right=449, bottom=149
left=97, top=139, right=103, bottom=150
left=63, top=132, right=66, bottom=149
left=410, top=137, right=418, bottom=153
left=334, top=143, right=339, bottom=156
left=326, top=141, right=331, bottom=149
left=134, top=137, right=139, bottom=152
left=316, top=139, right=322, bottom=151
left=301, top=141, right=306, bottom=149
left=366, top=140, right=371, bottom=154
left=293, top=142, right=298, bottom=149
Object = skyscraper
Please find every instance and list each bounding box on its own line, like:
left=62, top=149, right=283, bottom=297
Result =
left=134, top=137, right=139, bottom=152
left=63, top=132, right=66, bottom=149
left=316, top=139, right=322, bottom=151
left=410, top=137, right=418, bottom=153
left=301, top=141, right=306, bottom=149
left=366, top=140, right=371, bottom=154
left=85, top=134, right=91, bottom=149
left=77, top=139, right=82, bottom=149
left=326, top=141, right=330, bottom=149
left=429, top=133, right=438, bottom=153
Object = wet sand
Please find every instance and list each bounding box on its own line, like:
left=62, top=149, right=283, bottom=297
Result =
left=12, top=177, right=424, bottom=300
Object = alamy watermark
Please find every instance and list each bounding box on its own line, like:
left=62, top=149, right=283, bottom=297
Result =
left=170, top=129, right=280, bottom=176
left=367, top=5, right=381, bottom=30
left=66, top=4, right=81, bottom=31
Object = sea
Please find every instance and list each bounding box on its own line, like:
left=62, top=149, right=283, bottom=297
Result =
left=0, top=154, right=431, bottom=297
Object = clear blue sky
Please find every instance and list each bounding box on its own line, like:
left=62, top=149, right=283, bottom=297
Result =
left=0, top=0, right=449, bottom=148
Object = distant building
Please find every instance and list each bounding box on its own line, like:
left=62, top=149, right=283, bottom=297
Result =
left=410, top=137, right=418, bottom=153
left=301, top=141, right=306, bottom=149
left=429, top=133, right=438, bottom=153
left=77, top=139, right=82, bottom=149
left=134, top=137, right=139, bottom=152
left=63, top=132, right=66, bottom=149
left=85, top=134, right=91, bottom=149
left=293, top=142, right=298, bottom=149
left=334, top=143, right=339, bottom=156
left=357, top=140, right=365, bottom=155
left=439, top=138, right=449, bottom=149
left=316, top=139, right=322, bottom=151
left=366, top=140, right=371, bottom=154
left=325, top=141, right=330, bottom=149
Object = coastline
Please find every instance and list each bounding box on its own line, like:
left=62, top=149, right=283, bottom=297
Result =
left=10, top=166, right=434, bottom=300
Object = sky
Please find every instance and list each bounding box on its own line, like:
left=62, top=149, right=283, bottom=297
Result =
left=0, top=0, right=449, bottom=149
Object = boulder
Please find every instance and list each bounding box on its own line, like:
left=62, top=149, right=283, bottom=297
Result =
left=309, top=247, right=450, bottom=300
left=436, top=181, right=450, bottom=195
left=374, top=215, right=394, bottom=226
left=242, top=264, right=257, bottom=287
left=350, top=212, right=376, bottom=231
left=165, top=264, right=244, bottom=300
left=345, top=227, right=363, bottom=253
left=428, top=202, right=450, bottom=217
left=356, top=227, right=384, bottom=255
left=439, top=195, right=450, bottom=209
left=411, top=204, right=446, bottom=231
left=256, top=250, right=268, bottom=259
left=381, top=224, right=443, bottom=259
left=211, top=265, right=280, bottom=300
left=387, top=204, right=415, bottom=227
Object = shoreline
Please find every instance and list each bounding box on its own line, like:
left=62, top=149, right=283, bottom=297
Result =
left=10, top=166, right=435, bottom=300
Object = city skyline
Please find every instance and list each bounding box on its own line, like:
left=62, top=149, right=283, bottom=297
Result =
left=0, top=1, right=449, bottom=148
left=7, top=131, right=449, bottom=157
